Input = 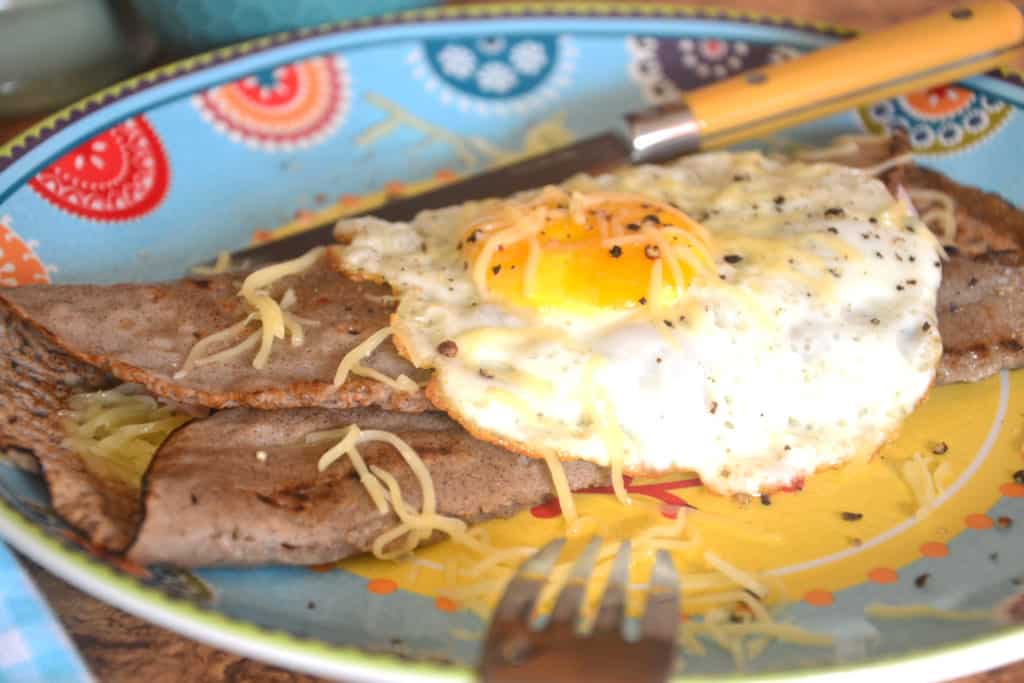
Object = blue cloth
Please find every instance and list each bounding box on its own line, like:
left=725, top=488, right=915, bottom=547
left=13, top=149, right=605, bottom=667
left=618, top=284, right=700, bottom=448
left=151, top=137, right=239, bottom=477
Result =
left=0, top=543, right=93, bottom=682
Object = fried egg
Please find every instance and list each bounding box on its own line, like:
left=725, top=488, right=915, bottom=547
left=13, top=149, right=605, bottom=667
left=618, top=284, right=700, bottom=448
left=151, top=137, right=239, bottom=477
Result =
left=335, top=152, right=944, bottom=495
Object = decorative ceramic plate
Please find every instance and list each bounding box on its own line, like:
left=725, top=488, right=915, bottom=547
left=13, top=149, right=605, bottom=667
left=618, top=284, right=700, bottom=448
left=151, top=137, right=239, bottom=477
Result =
left=2, top=5, right=1023, bottom=682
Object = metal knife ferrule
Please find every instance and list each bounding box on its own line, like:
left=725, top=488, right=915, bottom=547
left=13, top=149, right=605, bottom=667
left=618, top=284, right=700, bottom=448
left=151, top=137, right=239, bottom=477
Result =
left=625, top=103, right=701, bottom=165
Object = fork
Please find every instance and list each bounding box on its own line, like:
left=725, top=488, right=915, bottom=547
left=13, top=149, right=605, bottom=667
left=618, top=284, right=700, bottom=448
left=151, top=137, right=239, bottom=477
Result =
left=479, top=538, right=680, bottom=683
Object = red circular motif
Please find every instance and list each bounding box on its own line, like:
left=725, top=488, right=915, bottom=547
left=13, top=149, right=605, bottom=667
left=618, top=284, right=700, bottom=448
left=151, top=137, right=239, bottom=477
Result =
left=0, top=218, right=49, bottom=286
left=237, top=68, right=302, bottom=108
left=194, top=56, right=349, bottom=151
left=29, top=116, right=170, bottom=222
left=902, top=85, right=974, bottom=121
left=700, top=39, right=727, bottom=59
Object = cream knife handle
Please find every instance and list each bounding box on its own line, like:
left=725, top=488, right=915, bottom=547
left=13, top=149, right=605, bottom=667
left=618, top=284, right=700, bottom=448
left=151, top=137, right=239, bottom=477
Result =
left=628, top=0, right=1024, bottom=162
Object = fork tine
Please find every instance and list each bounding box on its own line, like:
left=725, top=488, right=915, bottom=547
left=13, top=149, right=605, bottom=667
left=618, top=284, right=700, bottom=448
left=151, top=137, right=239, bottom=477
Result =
left=490, top=539, right=565, bottom=623
left=591, top=540, right=631, bottom=634
left=549, top=536, right=603, bottom=628
left=481, top=540, right=683, bottom=683
left=642, top=550, right=681, bottom=642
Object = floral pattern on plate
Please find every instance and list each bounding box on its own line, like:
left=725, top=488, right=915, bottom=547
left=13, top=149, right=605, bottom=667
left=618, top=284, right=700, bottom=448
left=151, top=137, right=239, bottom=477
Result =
left=628, top=36, right=800, bottom=101
left=194, top=55, right=350, bottom=151
left=28, top=117, right=169, bottom=222
left=0, top=215, right=51, bottom=286
left=0, top=7, right=1023, bottom=681
left=408, top=35, right=576, bottom=115
left=860, top=85, right=1012, bottom=154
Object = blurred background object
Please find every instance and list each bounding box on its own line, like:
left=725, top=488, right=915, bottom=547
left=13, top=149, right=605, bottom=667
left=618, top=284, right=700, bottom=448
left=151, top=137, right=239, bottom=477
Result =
left=128, top=0, right=437, bottom=53
left=3, top=0, right=1014, bottom=123
left=0, top=0, right=439, bottom=119
left=0, top=0, right=157, bottom=116
left=2, top=3, right=1024, bottom=683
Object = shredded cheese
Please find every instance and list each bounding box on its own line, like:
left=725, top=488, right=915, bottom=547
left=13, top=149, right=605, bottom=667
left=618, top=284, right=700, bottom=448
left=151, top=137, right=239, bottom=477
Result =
left=317, top=424, right=508, bottom=561
left=686, top=591, right=772, bottom=622
left=702, top=610, right=748, bottom=666
left=933, top=459, right=954, bottom=491
left=315, top=426, right=390, bottom=514
left=61, top=384, right=192, bottom=486
left=241, top=248, right=325, bottom=369
left=536, top=450, right=600, bottom=538
left=241, top=247, right=323, bottom=292
left=523, top=234, right=542, bottom=299
left=678, top=626, right=708, bottom=656
left=357, top=430, right=435, bottom=512
left=703, top=551, right=769, bottom=598
left=647, top=258, right=665, bottom=310
left=860, top=152, right=914, bottom=177
left=370, top=465, right=492, bottom=559
left=191, top=331, right=261, bottom=369
left=635, top=507, right=688, bottom=540
left=333, top=326, right=418, bottom=392
left=792, top=133, right=959, bottom=250
left=746, top=636, right=770, bottom=660
left=900, top=452, right=939, bottom=516
left=587, top=370, right=631, bottom=506
left=540, top=450, right=578, bottom=525
left=310, top=419, right=801, bottom=668
left=462, top=547, right=537, bottom=578
left=675, top=572, right=749, bottom=594
left=676, top=558, right=829, bottom=668
left=793, top=132, right=891, bottom=162
left=574, top=191, right=714, bottom=250
left=908, top=188, right=958, bottom=245
left=176, top=315, right=254, bottom=377
left=647, top=226, right=686, bottom=293
left=465, top=186, right=714, bottom=302
left=177, top=247, right=324, bottom=376
left=908, top=188, right=955, bottom=213
left=571, top=356, right=633, bottom=506
left=684, top=621, right=835, bottom=647
left=471, top=218, right=545, bottom=297
left=864, top=603, right=993, bottom=622
left=189, top=250, right=233, bottom=276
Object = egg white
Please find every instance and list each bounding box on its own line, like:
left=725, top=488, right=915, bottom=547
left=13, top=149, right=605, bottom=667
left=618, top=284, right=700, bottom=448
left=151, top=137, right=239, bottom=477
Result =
left=335, top=152, right=944, bottom=495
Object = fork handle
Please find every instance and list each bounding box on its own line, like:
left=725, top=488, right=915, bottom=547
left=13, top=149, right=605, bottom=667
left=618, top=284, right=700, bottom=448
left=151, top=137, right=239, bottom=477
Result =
left=480, top=623, right=675, bottom=683
left=628, top=0, right=1024, bottom=160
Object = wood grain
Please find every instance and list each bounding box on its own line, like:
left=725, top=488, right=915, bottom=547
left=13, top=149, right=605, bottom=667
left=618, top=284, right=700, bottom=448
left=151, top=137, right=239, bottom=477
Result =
left=4, top=1, right=1023, bottom=681
left=23, top=559, right=319, bottom=683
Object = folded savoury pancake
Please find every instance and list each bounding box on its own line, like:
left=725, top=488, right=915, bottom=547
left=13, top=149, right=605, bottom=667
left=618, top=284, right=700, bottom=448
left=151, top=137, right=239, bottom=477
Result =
left=900, top=164, right=1024, bottom=257
left=937, top=254, right=1024, bottom=384
left=0, top=308, right=133, bottom=548
left=130, top=408, right=607, bottom=566
left=896, top=161, right=1024, bottom=383
left=0, top=247, right=431, bottom=413
left=1, top=136, right=1023, bottom=566
left=0, top=305, right=607, bottom=561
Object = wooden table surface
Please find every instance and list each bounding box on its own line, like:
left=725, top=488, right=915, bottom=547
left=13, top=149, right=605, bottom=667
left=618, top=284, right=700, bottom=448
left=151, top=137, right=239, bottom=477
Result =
left=3, top=1, right=1023, bottom=681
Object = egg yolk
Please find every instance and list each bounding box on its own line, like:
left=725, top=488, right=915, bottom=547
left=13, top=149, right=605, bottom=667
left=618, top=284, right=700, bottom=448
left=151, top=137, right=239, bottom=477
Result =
left=461, top=188, right=714, bottom=313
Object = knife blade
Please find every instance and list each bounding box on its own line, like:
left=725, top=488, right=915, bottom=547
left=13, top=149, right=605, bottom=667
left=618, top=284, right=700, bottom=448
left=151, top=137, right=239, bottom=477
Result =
left=225, top=132, right=632, bottom=267
left=205, top=0, right=1024, bottom=270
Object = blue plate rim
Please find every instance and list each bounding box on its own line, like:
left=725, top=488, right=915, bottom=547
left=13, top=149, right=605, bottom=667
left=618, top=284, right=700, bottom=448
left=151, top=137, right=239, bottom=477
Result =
left=0, top=3, right=1022, bottom=682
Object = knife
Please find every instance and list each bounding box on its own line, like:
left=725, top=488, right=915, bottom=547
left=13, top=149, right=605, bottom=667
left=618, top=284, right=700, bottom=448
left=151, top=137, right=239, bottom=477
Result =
left=211, top=0, right=1024, bottom=269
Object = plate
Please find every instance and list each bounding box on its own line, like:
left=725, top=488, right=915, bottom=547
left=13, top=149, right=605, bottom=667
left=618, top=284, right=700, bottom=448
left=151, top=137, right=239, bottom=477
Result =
left=2, top=5, right=1024, bottom=682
